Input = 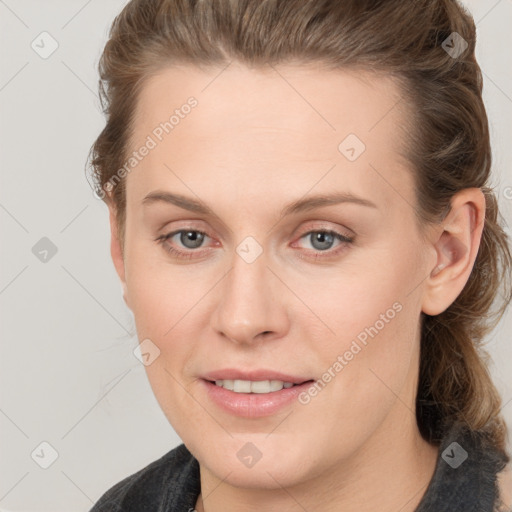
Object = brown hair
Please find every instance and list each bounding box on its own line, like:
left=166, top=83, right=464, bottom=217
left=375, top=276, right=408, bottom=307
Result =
left=88, top=0, right=512, bottom=456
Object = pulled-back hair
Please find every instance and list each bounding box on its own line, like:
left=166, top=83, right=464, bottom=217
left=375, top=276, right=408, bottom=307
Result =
left=88, top=0, right=512, bottom=457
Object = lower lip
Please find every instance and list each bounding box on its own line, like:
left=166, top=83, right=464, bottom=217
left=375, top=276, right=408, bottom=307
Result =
left=201, top=379, right=314, bottom=418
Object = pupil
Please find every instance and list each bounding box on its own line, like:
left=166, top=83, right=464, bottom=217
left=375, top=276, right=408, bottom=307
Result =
left=182, top=231, right=204, bottom=248
left=313, top=232, right=333, bottom=251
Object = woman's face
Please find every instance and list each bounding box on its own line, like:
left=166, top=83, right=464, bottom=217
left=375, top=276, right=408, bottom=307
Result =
left=113, top=63, right=439, bottom=488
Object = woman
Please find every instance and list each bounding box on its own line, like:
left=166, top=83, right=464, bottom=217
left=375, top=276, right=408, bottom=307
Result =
left=88, top=0, right=512, bottom=510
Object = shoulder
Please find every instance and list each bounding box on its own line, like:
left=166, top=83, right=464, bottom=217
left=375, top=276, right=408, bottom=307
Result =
left=496, top=462, right=512, bottom=512
left=89, top=443, right=200, bottom=512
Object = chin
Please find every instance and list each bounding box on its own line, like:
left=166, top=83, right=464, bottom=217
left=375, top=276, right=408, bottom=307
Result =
left=189, top=433, right=321, bottom=490
left=208, top=456, right=311, bottom=490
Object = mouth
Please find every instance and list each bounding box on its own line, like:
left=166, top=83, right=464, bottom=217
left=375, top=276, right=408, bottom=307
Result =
left=207, top=379, right=313, bottom=394
left=199, top=371, right=316, bottom=418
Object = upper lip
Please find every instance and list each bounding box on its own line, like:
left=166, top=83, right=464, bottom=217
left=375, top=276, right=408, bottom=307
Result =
left=202, top=369, right=313, bottom=384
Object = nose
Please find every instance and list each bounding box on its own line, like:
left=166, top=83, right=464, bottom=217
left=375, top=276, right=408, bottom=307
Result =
left=210, top=246, right=290, bottom=346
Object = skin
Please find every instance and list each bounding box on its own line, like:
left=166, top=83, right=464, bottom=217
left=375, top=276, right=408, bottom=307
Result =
left=108, top=62, right=486, bottom=512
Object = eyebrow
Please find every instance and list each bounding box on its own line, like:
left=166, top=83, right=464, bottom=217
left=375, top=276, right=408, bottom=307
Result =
left=142, top=190, right=378, bottom=217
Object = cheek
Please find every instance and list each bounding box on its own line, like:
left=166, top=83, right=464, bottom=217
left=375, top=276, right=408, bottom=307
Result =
left=295, top=245, right=422, bottom=413
left=127, top=270, right=204, bottom=380
left=308, top=281, right=415, bottom=391
left=123, top=244, right=213, bottom=373
left=125, top=238, right=203, bottom=336
left=124, top=258, right=210, bottom=437
left=294, top=289, right=418, bottom=454
left=294, top=249, right=418, bottom=351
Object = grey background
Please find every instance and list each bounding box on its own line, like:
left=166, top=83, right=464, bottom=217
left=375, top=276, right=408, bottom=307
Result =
left=0, top=1, right=511, bottom=510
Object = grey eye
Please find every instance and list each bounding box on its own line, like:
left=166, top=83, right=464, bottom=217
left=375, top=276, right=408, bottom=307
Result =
left=178, top=230, right=206, bottom=249
left=306, top=232, right=336, bottom=251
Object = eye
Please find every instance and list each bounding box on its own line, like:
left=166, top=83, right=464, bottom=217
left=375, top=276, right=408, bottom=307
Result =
left=293, top=229, right=354, bottom=260
left=171, top=230, right=206, bottom=249
left=155, top=229, right=212, bottom=259
left=155, top=227, right=354, bottom=261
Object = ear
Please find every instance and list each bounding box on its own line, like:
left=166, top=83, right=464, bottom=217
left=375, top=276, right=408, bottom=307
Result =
left=421, top=188, right=486, bottom=316
left=108, top=203, right=130, bottom=309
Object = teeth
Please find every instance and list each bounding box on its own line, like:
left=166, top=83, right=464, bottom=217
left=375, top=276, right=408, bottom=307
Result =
left=234, top=380, right=251, bottom=393
left=214, top=379, right=296, bottom=393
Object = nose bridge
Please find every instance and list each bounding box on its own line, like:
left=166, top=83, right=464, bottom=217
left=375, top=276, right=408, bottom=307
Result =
left=210, top=241, right=287, bottom=344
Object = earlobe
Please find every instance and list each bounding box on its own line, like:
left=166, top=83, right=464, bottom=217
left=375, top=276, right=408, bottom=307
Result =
left=421, top=188, right=485, bottom=316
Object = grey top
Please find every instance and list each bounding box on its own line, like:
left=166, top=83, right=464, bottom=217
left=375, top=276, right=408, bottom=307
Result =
left=89, top=422, right=510, bottom=511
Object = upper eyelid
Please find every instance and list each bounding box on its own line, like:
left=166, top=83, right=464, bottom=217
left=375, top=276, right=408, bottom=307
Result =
left=158, top=218, right=354, bottom=238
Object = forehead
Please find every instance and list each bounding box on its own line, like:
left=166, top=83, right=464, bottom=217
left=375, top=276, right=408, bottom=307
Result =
left=126, top=62, right=413, bottom=217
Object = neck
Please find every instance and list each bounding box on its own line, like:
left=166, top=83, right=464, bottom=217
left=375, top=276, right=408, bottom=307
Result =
left=195, top=411, right=439, bottom=512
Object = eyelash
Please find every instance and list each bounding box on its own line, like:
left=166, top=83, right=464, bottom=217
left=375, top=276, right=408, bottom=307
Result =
left=154, top=228, right=354, bottom=261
